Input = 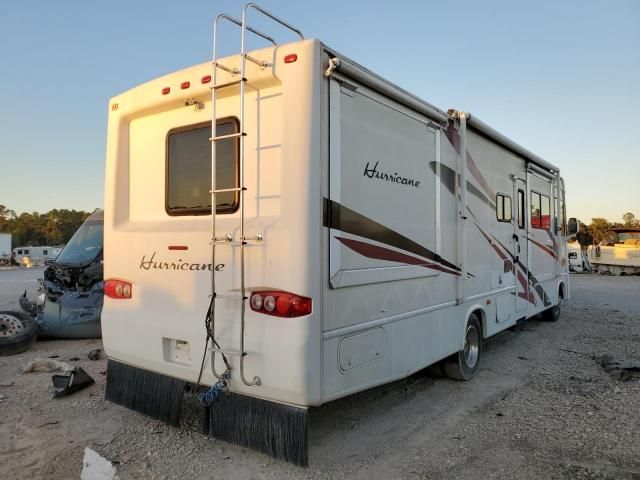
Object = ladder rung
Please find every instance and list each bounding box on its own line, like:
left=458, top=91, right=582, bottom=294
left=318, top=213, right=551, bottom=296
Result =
left=214, top=294, right=247, bottom=300
left=245, top=54, right=267, bottom=68
left=209, top=347, right=246, bottom=357
left=212, top=241, right=247, bottom=246
left=209, top=132, right=246, bottom=142
left=214, top=62, right=239, bottom=74
left=209, top=187, right=246, bottom=194
left=212, top=78, right=247, bottom=90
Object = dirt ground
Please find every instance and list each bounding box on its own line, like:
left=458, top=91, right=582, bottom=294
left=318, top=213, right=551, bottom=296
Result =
left=0, top=269, right=639, bottom=480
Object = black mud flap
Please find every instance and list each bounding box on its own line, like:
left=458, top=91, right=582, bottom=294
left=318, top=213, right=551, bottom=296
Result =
left=105, top=360, right=186, bottom=426
left=105, top=360, right=309, bottom=466
left=207, top=392, right=309, bottom=467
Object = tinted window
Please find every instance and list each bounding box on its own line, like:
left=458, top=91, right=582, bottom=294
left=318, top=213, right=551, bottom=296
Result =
left=531, top=191, right=550, bottom=230
left=496, top=194, right=512, bottom=222
left=167, top=119, right=238, bottom=216
left=517, top=189, right=525, bottom=229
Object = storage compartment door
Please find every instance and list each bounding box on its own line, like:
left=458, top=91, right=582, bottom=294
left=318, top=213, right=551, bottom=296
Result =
left=327, top=78, right=446, bottom=288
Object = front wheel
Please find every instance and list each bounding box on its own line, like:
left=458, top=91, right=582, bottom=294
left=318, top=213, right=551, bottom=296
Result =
left=444, top=314, right=482, bottom=381
left=542, top=302, right=561, bottom=322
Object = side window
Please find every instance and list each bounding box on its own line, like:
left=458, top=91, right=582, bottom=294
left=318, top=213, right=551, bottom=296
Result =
left=496, top=194, right=512, bottom=223
left=541, top=193, right=550, bottom=230
left=17, top=250, right=22, bottom=255
left=24, top=249, right=30, bottom=255
left=531, top=191, right=550, bottom=230
left=517, top=189, right=525, bottom=229
left=43, top=249, right=48, bottom=255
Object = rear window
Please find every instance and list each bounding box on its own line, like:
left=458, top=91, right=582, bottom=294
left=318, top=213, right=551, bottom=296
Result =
left=166, top=119, right=239, bottom=216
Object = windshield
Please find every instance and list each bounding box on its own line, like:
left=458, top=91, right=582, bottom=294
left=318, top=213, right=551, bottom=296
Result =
left=55, top=217, right=104, bottom=265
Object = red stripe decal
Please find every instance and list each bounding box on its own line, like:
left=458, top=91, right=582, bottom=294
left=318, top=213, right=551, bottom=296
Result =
left=445, top=125, right=496, bottom=200
left=528, top=237, right=557, bottom=259
left=335, top=237, right=461, bottom=276
left=168, top=245, right=188, bottom=251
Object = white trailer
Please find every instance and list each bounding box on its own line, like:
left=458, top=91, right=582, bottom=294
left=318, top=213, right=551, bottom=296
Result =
left=12, top=246, right=62, bottom=265
left=0, top=233, right=10, bottom=262
left=103, top=3, right=571, bottom=466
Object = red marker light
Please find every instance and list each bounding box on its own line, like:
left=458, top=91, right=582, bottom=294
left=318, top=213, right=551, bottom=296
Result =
left=162, top=87, right=171, bottom=95
left=284, top=53, right=298, bottom=64
left=168, top=245, right=188, bottom=251
left=201, top=75, right=212, bottom=84
left=180, top=81, right=190, bottom=89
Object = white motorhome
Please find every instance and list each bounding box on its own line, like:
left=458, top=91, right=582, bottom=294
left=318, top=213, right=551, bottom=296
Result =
left=12, top=246, right=62, bottom=265
left=103, top=3, right=571, bottom=466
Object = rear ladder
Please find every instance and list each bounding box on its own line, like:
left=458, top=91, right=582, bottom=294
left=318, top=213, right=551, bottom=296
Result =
left=209, top=3, right=304, bottom=386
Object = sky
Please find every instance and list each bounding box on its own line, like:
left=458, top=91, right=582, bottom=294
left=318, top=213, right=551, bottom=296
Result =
left=0, top=0, right=638, bottom=223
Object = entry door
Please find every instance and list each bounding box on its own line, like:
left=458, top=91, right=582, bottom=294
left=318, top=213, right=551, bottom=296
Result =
left=513, top=178, right=530, bottom=315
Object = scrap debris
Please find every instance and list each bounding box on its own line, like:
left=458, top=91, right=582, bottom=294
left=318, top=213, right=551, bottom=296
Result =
left=52, top=367, right=95, bottom=398
left=81, top=447, right=119, bottom=480
left=22, top=357, right=74, bottom=374
left=596, top=354, right=640, bottom=382
left=88, top=348, right=103, bottom=361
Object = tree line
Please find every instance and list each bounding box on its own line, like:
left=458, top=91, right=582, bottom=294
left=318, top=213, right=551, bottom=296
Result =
left=0, top=205, right=95, bottom=247
left=583, top=212, right=639, bottom=245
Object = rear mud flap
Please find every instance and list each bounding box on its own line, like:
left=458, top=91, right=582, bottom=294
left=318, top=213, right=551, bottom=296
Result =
left=105, top=360, right=186, bottom=426
left=104, top=360, right=309, bottom=466
left=207, top=392, right=309, bottom=467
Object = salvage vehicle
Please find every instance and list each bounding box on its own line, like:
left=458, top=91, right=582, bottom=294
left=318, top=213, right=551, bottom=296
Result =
left=21, top=210, right=104, bottom=338
left=102, top=3, right=574, bottom=466
left=589, top=227, right=640, bottom=275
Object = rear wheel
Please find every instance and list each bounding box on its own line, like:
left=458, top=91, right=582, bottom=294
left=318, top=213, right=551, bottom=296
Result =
left=0, top=311, right=38, bottom=356
left=444, top=314, right=482, bottom=381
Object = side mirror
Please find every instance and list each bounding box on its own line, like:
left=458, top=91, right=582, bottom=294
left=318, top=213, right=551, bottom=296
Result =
left=567, top=218, right=578, bottom=236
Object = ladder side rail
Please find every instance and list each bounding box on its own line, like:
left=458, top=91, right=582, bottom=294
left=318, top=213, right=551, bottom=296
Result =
left=239, top=8, right=261, bottom=386
left=243, top=3, right=304, bottom=40
left=210, top=13, right=235, bottom=379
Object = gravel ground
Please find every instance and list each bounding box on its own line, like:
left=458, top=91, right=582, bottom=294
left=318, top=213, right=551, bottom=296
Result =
left=0, top=271, right=638, bottom=480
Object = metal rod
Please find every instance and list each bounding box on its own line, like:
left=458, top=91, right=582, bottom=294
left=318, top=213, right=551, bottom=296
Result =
left=210, top=132, right=246, bottom=142
left=243, top=3, right=304, bottom=40
left=214, top=62, right=240, bottom=74
left=239, top=6, right=261, bottom=387
left=245, top=54, right=267, bottom=68
left=212, top=78, right=246, bottom=90
left=210, top=13, right=225, bottom=379
left=209, top=187, right=245, bottom=194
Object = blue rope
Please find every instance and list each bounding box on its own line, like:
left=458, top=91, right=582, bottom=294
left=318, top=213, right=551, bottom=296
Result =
left=198, top=371, right=231, bottom=406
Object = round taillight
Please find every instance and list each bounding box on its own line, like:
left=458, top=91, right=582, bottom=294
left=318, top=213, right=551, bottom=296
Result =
left=115, top=284, right=123, bottom=297
left=250, top=294, right=263, bottom=310
left=122, top=284, right=132, bottom=298
left=263, top=295, right=276, bottom=312
left=290, top=297, right=306, bottom=316
left=276, top=295, right=291, bottom=315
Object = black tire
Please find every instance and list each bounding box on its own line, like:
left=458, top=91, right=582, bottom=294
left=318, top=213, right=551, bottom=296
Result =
left=444, top=314, right=482, bottom=381
left=0, top=311, right=38, bottom=356
left=542, top=290, right=563, bottom=322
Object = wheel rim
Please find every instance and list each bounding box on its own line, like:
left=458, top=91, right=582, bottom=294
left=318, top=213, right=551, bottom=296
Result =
left=0, top=313, right=25, bottom=339
left=463, top=324, right=480, bottom=368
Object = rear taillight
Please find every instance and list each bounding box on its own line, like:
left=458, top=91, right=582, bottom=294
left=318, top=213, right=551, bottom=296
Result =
left=249, top=290, right=311, bottom=318
left=104, top=279, right=133, bottom=300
